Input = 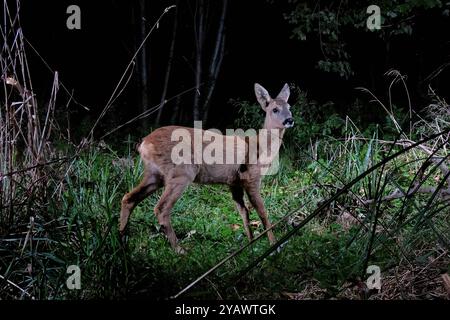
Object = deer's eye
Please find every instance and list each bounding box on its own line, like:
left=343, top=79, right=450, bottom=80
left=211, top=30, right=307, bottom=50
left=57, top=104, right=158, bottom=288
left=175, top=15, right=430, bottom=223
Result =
left=272, top=108, right=279, bottom=114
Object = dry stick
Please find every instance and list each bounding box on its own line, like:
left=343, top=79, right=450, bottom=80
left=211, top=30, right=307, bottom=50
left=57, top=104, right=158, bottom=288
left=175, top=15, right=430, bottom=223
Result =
left=416, top=250, right=448, bottom=278
left=363, top=185, right=450, bottom=204
left=0, top=157, right=69, bottom=178
left=23, top=38, right=90, bottom=111
left=386, top=70, right=412, bottom=135
left=37, top=71, right=59, bottom=155
left=0, top=73, right=68, bottom=214
left=156, top=1, right=179, bottom=125
left=3, top=76, right=37, bottom=152
left=20, top=216, right=34, bottom=256
left=19, top=32, right=41, bottom=154
left=0, top=274, right=34, bottom=299
left=99, top=84, right=203, bottom=140
left=88, top=5, right=176, bottom=140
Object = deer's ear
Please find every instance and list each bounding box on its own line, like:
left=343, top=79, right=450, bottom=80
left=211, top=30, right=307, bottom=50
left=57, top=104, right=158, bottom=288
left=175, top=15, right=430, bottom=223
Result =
left=276, top=83, right=290, bottom=102
left=254, top=83, right=271, bottom=110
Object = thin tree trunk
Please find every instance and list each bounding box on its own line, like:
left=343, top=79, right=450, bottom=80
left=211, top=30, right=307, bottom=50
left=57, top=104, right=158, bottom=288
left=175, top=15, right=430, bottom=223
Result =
left=131, top=4, right=139, bottom=124
left=208, top=0, right=228, bottom=80
left=156, top=2, right=178, bottom=125
left=171, top=93, right=182, bottom=124
left=193, top=0, right=205, bottom=122
left=138, top=0, right=149, bottom=130
left=203, top=34, right=225, bottom=124
left=203, top=0, right=228, bottom=124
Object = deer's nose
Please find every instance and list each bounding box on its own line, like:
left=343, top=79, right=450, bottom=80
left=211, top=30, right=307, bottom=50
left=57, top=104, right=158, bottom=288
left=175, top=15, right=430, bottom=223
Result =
left=283, top=118, right=294, bottom=127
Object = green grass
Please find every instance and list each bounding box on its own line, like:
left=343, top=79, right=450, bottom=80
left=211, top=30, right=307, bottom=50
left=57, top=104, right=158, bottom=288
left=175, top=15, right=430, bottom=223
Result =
left=39, top=146, right=336, bottom=298
left=57, top=149, right=315, bottom=299
left=1, top=134, right=449, bottom=300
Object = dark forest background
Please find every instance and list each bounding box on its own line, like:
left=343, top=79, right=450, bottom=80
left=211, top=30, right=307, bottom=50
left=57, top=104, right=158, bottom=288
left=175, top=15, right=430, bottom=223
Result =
left=19, top=0, right=450, bottom=140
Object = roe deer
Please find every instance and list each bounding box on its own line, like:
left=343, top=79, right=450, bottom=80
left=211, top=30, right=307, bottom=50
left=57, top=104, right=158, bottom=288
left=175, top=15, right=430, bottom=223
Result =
left=119, top=83, right=294, bottom=253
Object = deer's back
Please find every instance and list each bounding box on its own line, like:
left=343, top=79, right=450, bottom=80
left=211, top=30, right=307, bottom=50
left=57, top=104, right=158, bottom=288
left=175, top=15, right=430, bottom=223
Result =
left=138, top=126, right=246, bottom=185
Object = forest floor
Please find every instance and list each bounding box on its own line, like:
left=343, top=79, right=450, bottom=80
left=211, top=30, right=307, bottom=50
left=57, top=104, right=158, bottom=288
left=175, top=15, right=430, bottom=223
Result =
left=3, top=143, right=447, bottom=299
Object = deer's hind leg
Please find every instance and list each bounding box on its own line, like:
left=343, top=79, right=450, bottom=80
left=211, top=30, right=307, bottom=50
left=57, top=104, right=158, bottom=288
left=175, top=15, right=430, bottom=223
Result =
left=119, top=168, right=162, bottom=235
left=154, top=173, right=193, bottom=254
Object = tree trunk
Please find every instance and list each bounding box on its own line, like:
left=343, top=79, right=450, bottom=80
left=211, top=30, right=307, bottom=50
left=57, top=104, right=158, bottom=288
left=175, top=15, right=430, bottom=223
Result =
left=193, top=0, right=205, bottom=122
left=203, top=0, right=228, bottom=124
left=138, top=0, right=149, bottom=130
left=171, top=93, right=182, bottom=124
left=156, top=2, right=178, bottom=125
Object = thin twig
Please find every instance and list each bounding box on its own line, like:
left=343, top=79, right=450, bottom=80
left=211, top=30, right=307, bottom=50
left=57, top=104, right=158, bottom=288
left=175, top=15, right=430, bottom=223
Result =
left=0, top=274, right=34, bottom=299
left=88, top=5, right=176, bottom=139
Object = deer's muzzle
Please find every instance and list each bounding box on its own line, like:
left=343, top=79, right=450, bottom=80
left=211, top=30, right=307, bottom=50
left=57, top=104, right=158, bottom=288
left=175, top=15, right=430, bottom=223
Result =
left=283, top=118, right=294, bottom=128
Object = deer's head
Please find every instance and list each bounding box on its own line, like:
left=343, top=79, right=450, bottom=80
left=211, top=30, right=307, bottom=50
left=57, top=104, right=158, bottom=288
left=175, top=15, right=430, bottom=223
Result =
left=254, top=83, right=294, bottom=130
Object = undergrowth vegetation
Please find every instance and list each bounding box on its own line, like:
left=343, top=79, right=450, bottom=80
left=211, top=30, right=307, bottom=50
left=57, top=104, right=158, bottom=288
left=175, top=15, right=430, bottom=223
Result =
left=1, top=3, right=449, bottom=300
left=2, top=95, right=449, bottom=299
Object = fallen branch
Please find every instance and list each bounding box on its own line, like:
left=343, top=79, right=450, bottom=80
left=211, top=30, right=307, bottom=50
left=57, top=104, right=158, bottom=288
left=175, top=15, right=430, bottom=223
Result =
left=363, top=186, right=450, bottom=204
left=350, top=137, right=450, bottom=204
left=0, top=157, right=70, bottom=179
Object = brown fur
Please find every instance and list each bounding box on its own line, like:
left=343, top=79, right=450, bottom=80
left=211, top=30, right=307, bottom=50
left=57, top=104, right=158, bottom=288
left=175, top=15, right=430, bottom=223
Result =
left=119, top=83, right=294, bottom=253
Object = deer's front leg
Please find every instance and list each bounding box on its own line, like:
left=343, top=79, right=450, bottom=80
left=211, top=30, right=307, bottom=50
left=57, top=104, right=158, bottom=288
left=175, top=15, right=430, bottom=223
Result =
left=230, top=186, right=253, bottom=241
left=244, top=185, right=276, bottom=245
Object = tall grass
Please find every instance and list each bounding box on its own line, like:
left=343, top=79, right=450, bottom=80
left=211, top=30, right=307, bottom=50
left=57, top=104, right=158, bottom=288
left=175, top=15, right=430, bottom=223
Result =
left=212, top=73, right=450, bottom=299
left=0, top=0, right=69, bottom=299
left=2, top=103, right=449, bottom=299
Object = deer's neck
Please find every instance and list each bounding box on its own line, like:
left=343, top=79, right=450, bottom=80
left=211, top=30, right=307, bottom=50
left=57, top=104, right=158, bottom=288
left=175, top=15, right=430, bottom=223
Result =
left=256, top=120, right=285, bottom=165
left=262, top=119, right=285, bottom=146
